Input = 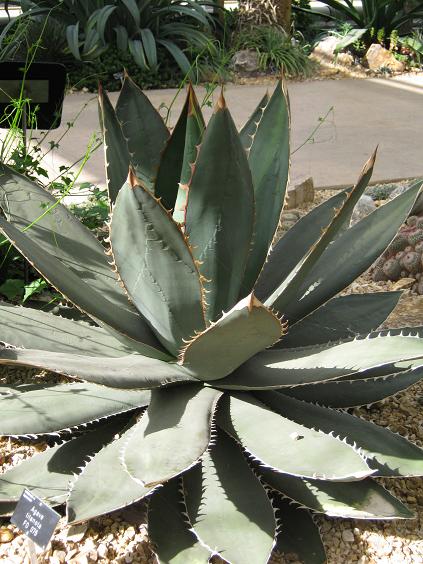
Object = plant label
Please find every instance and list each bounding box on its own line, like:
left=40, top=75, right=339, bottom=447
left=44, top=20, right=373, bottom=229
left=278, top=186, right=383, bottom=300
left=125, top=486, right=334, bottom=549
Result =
left=11, top=489, right=60, bottom=549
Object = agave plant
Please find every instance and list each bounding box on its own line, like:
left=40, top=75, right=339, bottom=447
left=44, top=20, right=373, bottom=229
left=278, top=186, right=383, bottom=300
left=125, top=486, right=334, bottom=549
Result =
left=299, top=0, right=423, bottom=50
left=0, top=75, right=423, bottom=564
left=3, top=0, right=213, bottom=74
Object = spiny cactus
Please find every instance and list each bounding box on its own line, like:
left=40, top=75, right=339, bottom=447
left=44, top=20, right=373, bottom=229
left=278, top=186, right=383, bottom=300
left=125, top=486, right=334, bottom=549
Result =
left=372, top=221, right=423, bottom=293
left=382, top=257, right=402, bottom=280
left=0, top=75, right=423, bottom=564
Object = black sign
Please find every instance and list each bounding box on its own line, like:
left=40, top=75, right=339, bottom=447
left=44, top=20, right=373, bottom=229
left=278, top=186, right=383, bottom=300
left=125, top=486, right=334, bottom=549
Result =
left=0, top=61, right=66, bottom=129
left=11, top=489, right=60, bottom=549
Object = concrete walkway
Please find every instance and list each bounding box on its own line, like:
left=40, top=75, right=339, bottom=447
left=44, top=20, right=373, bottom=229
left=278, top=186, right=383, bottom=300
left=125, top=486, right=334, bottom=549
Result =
left=39, top=74, right=423, bottom=194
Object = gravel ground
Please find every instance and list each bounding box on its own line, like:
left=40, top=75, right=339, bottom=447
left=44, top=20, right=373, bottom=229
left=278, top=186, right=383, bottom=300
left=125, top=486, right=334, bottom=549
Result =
left=1, top=190, right=423, bottom=563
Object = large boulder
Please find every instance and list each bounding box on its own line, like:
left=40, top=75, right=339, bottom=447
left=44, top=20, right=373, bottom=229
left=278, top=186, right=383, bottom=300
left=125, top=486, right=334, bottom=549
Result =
left=311, top=36, right=354, bottom=67
left=364, top=44, right=405, bottom=73
left=311, top=36, right=339, bottom=61
left=231, top=50, right=260, bottom=73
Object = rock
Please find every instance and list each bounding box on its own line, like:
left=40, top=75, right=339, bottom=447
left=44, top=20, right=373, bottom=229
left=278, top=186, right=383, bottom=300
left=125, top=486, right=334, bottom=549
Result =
left=336, top=52, right=354, bottom=67
left=285, top=176, right=314, bottom=209
left=231, top=50, right=260, bottom=73
left=311, top=36, right=339, bottom=61
left=282, top=211, right=300, bottom=222
left=350, top=195, right=377, bottom=226
left=97, top=544, right=108, bottom=559
left=342, top=529, right=355, bottom=543
left=365, top=44, right=405, bottom=73
left=392, top=277, right=415, bottom=290
left=69, top=553, right=88, bottom=564
left=52, top=550, right=66, bottom=563
left=66, top=522, right=88, bottom=543
left=0, top=528, right=13, bottom=543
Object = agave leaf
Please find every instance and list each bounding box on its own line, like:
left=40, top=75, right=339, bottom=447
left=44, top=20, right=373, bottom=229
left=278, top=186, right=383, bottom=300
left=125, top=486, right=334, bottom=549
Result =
left=0, top=215, right=168, bottom=359
left=255, top=187, right=352, bottom=301
left=260, top=470, right=413, bottom=520
left=0, top=302, right=134, bottom=357
left=155, top=85, right=205, bottom=219
left=155, top=85, right=205, bottom=213
left=181, top=294, right=284, bottom=381
left=148, top=477, right=211, bottom=564
left=265, top=150, right=377, bottom=315
left=0, top=419, right=123, bottom=506
left=124, top=385, right=221, bottom=487
left=259, top=392, right=423, bottom=477
left=183, top=430, right=276, bottom=564
left=0, top=382, right=150, bottom=435
left=0, top=349, right=192, bottom=391
left=115, top=74, right=169, bottom=188
left=273, top=496, right=326, bottom=564
left=185, top=94, right=254, bottom=322
left=110, top=180, right=205, bottom=355
left=239, top=92, right=269, bottom=150
left=67, top=425, right=152, bottom=523
left=216, top=334, right=423, bottom=389
left=242, top=80, right=290, bottom=295
left=279, top=180, right=423, bottom=323
left=283, top=363, right=423, bottom=408
left=274, top=292, right=401, bottom=349
left=0, top=164, right=130, bottom=313
left=98, top=83, right=130, bottom=204
left=218, top=393, right=372, bottom=480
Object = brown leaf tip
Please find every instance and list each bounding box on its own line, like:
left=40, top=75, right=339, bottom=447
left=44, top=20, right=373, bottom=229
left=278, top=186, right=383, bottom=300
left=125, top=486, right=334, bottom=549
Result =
left=128, top=166, right=138, bottom=188
left=215, top=89, right=226, bottom=112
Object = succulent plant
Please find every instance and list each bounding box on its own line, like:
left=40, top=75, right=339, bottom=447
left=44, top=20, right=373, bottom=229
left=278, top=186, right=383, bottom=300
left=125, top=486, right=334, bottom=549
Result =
left=382, top=257, right=402, bottom=280
left=1, top=76, right=423, bottom=564
left=373, top=222, right=423, bottom=292
left=401, top=251, right=421, bottom=274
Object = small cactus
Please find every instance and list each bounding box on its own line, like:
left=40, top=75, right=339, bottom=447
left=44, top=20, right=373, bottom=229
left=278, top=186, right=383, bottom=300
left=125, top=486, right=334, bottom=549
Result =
left=382, top=258, right=402, bottom=280
left=408, top=230, right=423, bottom=246
left=407, top=215, right=418, bottom=227
left=372, top=217, right=423, bottom=291
left=387, top=234, right=408, bottom=255
left=401, top=251, right=421, bottom=274
left=372, top=267, right=388, bottom=282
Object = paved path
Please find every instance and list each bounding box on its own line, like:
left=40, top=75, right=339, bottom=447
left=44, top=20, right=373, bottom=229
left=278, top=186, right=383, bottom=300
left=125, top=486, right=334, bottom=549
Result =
left=39, top=74, right=423, bottom=194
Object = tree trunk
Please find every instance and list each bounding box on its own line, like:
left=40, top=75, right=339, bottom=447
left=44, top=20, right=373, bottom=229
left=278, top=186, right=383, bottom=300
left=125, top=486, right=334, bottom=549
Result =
left=275, top=0, right=291, bottom=32
left=238, top=1, right=292, bottom=32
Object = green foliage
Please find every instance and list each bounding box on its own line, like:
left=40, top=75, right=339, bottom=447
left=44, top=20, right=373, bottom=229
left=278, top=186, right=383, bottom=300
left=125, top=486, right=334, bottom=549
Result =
left=0, top=76, right=422, bottom=563
left=400, top=29, right=423, bottom=67
left=292, top=0, right=314, bottom=37
left=69, top=185, right=109, bottom=232
left=233, top=25, right=313, bottom=76
left=0, top=41, right=102, bottom=305
left=68, top=48, right=183, bottom=92
left=303, top=0, right=423, bottom=49
left=7, top=0, right=215, bottom=76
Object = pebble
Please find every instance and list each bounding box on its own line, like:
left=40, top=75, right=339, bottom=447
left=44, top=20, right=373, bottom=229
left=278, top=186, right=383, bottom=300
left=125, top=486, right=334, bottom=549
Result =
left=342, top=529, right=355, bottom=543
left=97, top=543, right=108, bottom=559
left=52, top=550, right=66, bottom=563
left=66, top=522, right=88, bottom=543
left=0, top=528, right=13, bottom=543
